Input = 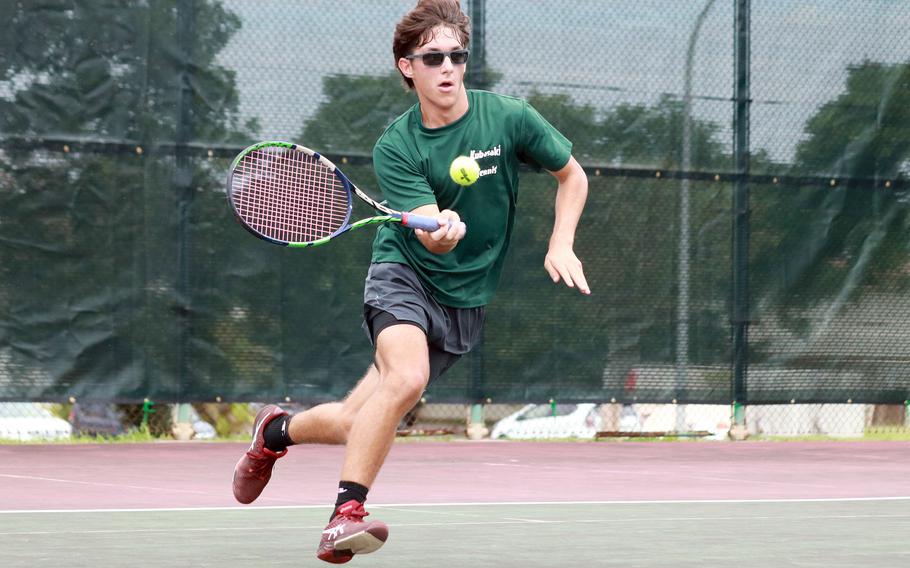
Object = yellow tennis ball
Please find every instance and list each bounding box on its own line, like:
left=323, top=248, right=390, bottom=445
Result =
left=449, top=155, right=480, bottom=186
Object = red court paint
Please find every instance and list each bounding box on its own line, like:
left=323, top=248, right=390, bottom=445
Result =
left=0, top=441, right=907, bottom=511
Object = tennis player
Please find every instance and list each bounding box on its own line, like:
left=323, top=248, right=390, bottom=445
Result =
left=232, top=0, right=590, bottom=562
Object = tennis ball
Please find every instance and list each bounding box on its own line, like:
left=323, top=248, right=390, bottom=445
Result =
left=449, top=155, right=480, bottom=186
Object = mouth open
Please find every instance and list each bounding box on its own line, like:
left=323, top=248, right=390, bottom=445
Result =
left=438, top=80, right=455, bottom=91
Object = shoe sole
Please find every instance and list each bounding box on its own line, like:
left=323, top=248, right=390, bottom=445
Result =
left=334, top=523, right=389, bottom=555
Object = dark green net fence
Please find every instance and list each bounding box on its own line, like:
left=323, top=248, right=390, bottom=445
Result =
left=1, top=1, right=909, bottom=406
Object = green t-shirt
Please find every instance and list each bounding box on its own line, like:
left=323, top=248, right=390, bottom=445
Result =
left=371, top=90, right=572, bottom=308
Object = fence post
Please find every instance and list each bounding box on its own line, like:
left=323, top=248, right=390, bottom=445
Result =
left=466, top=0, right=488, bottom=90
left=175, top=0, right=196, bottom=403
left=730, top=0, right=751, bottom=440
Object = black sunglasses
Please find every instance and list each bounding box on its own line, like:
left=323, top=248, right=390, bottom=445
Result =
left=404, top=49, right=470, bottom=67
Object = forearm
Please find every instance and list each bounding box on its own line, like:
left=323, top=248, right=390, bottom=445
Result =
left=543, top=156, right=591, bottom=295
left=550, top=159, right=588, bottom=246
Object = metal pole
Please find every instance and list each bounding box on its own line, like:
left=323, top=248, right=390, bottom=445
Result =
left=466, top=0, right=487, bottom=438
left=176, top=0, right=195, bottom=403
left=677, top=0, right=717, bottom=433
left=467, top=0, right=487, bottom=90
left=731, top=0, right=751, bottom=437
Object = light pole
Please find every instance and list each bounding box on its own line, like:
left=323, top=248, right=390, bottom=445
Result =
left=677, top=0, right=717, bottom=432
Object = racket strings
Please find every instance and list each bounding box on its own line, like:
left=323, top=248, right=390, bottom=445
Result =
left=232, top=148, right=350, bottom=243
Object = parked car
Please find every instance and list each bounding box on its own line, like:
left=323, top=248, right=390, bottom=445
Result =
left=490, top=403, right=603, bottom=440
left=0, top=402, right=73, bottom=441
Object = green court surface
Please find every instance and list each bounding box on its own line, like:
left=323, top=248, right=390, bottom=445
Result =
left=1, top=499, right=907, bottom=567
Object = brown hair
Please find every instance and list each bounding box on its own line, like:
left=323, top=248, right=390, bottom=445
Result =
left=393, top=0, right=471, bottom=89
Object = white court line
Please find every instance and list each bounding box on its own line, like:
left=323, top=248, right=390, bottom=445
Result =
left=1, top=514, right=909, bottom=537
left=481, top=462, right=840, bottom=489
left=0, top=473, right=211, bottom=495
left=0, top=496, right=908, bottom=515
left=0, top=473, right=292, bottom=504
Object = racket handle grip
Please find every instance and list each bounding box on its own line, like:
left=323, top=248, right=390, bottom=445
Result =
left=401, top=212, right=466, bottom=233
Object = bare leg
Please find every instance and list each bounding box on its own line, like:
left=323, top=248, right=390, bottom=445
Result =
left=286, top=363, right=381, bottom=446
left=282, top=324, right=427, bottom=489
left=341, top=324, right=429, bottom=488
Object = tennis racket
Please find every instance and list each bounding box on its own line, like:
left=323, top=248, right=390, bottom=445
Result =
left=227, top=141, right=460, bottom=247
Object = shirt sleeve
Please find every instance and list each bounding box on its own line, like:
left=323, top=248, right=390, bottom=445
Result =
left=517, top=101, right=573, bottom=172
left=372, top=139, right=438, bottom=213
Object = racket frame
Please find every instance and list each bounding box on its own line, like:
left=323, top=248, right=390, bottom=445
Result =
left=227, top=141, right=440, bottom=248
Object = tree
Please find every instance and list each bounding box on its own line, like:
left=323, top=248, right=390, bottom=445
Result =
left=0, top=2, right=253, bottom=142
left=0, top=2, right=254, bottom=401
left=599, top=95, right=729, bottom=171
left=301, top=72, right=416, bottom=155
left=795, top=60, right=910, bottom=179
left=525, top=92, right=601, bottom=163
left=751, top=60, right=910, bottom=329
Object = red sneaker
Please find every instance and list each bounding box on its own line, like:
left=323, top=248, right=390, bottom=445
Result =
left=232, top=404, right=288, bottom=504
left=317, top=500, right=389, bottom=564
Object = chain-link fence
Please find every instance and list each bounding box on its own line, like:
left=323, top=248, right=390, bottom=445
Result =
left=1, top=1, right=909, bottom=440
left=3, top=401, right=906, bottom=442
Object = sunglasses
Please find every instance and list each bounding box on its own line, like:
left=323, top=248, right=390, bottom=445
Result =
left=404, top=49, right=470, bottom=67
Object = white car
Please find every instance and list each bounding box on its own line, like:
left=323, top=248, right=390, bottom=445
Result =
left=490, top=403, right=603, bottom=440
left=0, top=402, right=73, bottom=441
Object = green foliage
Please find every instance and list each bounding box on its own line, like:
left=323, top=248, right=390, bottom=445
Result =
left=525, top=92, right=730, bottom=170
left=0, top=1, right=255, bottom=401
left=117, top=402, right=173, bottom=436
left=795, top=61, right=910, bottom=178
left=751, top=60, right=910, bottom=329
left=193, top=402, right=257, bottom=437
left=598, top=95, right=728, bottom=170
left=301, top=72, right=416, bottom=154
left=0, top=1, right=254, bottom=142
left=525, top=92, right=601, bottom=162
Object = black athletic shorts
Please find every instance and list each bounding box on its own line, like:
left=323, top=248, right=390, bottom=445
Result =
left=362, top=262, right=485, bottom=383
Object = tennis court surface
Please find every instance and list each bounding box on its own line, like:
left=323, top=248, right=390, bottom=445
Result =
left=2, top=440, right=908, bottom=567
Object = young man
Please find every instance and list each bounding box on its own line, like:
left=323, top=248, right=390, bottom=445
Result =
left=232, top=0, right=590, bottom=563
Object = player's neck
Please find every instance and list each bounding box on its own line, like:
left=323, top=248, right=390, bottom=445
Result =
left=418, top=90, right=469, bottom=129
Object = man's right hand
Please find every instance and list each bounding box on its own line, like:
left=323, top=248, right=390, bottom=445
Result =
left=412, top=206, right=465, bottom=254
